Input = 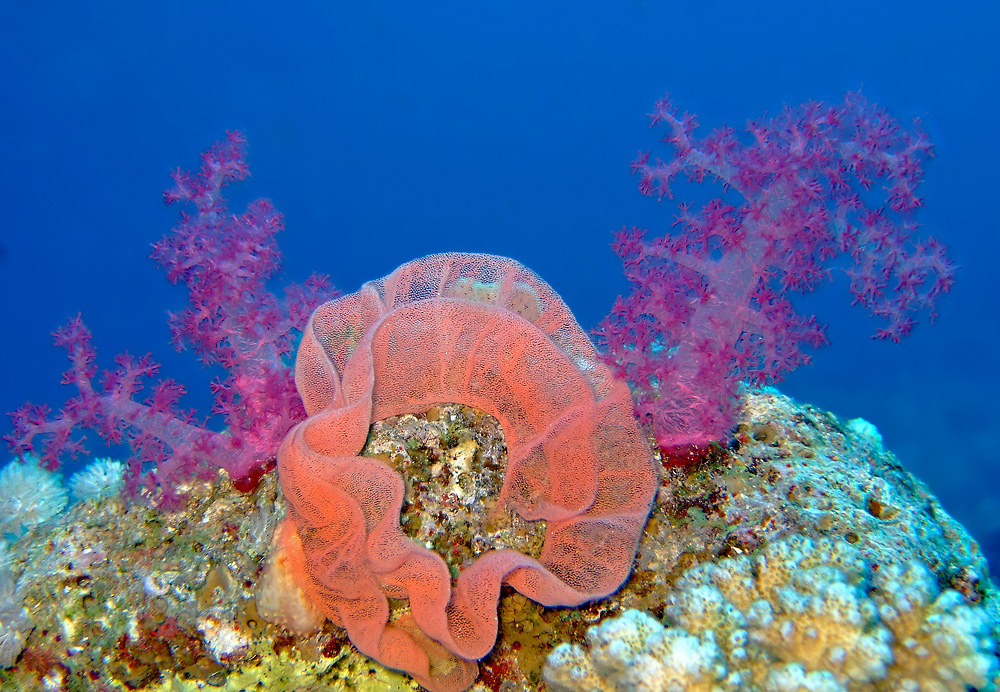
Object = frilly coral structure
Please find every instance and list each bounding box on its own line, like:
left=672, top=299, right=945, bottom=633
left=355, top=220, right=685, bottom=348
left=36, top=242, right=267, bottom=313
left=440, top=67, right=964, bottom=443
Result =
left=274, top=253, right=658, bottom=692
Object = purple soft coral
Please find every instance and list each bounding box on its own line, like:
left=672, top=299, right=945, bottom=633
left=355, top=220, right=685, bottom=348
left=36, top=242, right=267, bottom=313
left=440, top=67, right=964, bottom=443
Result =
left=596, top=93, right=954, bottom=461
left=5, top=132, right=337, bottom=508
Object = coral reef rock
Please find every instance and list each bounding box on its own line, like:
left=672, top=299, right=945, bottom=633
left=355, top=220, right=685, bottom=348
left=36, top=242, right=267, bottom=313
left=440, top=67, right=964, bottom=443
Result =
left=0, top=390, right=996, bottom=692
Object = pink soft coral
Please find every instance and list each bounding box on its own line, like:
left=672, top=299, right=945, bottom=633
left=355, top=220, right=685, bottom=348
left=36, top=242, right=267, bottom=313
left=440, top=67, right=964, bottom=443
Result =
left=5, top=132, right=337, bottom=508
left=595, top=93, right=954, bottom=460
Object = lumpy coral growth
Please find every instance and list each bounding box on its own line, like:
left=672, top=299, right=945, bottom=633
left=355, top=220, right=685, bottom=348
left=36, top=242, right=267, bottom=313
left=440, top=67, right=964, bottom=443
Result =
left=544, top=534, right=998, bottom=692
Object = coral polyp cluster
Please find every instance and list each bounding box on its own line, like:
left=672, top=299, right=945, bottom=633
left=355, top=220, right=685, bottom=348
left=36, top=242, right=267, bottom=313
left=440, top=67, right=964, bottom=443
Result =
left=543, top=534, right=996, bottom=691
left=0, top=457, right=68, bottom=537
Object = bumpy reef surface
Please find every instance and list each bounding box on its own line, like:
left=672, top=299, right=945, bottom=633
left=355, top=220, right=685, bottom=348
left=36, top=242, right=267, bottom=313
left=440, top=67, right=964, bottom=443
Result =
left=1, top=390, right=995, bottom=692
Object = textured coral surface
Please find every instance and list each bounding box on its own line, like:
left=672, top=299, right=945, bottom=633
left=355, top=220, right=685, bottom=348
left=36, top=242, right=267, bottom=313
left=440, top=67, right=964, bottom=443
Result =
left=0, top=390, right=995, bottom=692
left=543, top=535, right=997, bottom=691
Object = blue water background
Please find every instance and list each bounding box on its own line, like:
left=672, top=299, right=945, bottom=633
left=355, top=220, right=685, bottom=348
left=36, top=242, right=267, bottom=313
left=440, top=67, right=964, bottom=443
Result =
left=1, top=2, right=997, bottom=566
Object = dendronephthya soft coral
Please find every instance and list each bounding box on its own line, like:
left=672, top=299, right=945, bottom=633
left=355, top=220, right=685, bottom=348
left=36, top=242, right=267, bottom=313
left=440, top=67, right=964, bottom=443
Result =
left=596, top=93, right=954, bottom=460
left=5, top=133, right=337, bottom=509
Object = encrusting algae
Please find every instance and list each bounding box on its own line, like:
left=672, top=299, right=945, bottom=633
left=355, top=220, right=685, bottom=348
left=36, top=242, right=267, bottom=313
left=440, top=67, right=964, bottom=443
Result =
left=0, top=391, right=996, bottom=692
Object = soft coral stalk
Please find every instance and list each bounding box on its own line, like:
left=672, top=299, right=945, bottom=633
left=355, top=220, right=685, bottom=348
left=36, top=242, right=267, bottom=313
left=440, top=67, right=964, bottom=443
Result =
left=596, top=93, right=953, bottom=460
left=5, top=132, right=337, bottom=508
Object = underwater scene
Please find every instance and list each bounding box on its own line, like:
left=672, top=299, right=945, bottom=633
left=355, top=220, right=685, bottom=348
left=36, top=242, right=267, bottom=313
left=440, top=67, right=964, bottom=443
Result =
left=0, top=1, right=997, bottom=690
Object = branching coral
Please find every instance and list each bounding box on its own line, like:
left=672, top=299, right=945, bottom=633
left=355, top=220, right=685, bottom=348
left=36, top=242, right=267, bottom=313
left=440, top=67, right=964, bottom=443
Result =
left=5, top=134, right=336, bottom=509
left=597, top=94, right=953, bottom=457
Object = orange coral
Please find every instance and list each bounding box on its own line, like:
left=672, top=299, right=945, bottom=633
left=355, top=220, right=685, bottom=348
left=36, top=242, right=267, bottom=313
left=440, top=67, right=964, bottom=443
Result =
left=275, top=253, right=657, bottom=691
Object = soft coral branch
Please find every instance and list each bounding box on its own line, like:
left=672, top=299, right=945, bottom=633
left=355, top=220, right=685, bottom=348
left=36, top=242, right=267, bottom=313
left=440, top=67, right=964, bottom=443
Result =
left=597, top=93, right=954, bottom=460
left=6, top=132, right=338, bottom=508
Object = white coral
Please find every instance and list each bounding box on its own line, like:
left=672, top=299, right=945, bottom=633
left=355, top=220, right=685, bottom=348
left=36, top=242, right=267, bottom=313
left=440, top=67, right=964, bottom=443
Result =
left=545, top=609, right=726, bottom=692
left=0, top=543, right=30, bottom=667
left=69, top=457, right=125, bottom=502
left=543, top=643, right=609, bottom=692
left=763, top=663, right=846, bottom=692
left=0, top=457, right=68, bottom=536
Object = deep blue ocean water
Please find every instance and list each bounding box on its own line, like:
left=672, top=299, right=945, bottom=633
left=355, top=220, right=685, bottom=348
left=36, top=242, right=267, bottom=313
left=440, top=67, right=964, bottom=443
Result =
left=1, top=1, right=997, bottom=567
